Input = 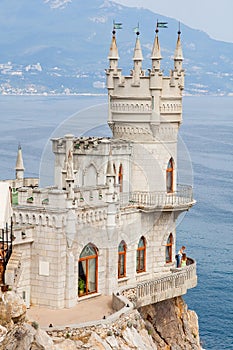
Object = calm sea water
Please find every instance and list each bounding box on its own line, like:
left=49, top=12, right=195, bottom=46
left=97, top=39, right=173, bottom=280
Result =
left=0, top=95, right=232, bottom=349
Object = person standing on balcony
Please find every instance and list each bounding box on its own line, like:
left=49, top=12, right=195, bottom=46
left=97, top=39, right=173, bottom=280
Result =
left=177, top=245, right=186, bottom=267
left=181, top=253, right=187, bottom=267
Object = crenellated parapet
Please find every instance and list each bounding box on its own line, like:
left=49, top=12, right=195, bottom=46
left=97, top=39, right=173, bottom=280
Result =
left=106, top=27, right=185, bottom=141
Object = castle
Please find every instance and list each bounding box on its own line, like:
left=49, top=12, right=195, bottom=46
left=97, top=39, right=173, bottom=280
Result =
left=0, top=26, right=197, bottom=310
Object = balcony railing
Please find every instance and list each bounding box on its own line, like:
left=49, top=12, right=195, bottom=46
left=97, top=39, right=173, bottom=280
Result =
left=120, top=184, right=194, bottom=209
left=122, top=259, right=197, bottom=308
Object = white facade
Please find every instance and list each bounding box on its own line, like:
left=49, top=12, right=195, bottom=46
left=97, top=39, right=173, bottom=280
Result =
left=4, top=28, right=196, bottom=309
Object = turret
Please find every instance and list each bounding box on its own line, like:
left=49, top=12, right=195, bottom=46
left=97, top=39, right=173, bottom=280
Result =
left=132, top=31, right=144, bottom=84
left=151, top=28, right=162, bottom=72
left=174, top=29, right=183, bottom=72
left=106, top=149, right=115, bottom=193
left=65, top=149, right=75, bottom=200
left=108, top=29, right=119, bottom=72
left=106, top=27, right=122, bottom=91
left=15, top=144, right=25, bottom=180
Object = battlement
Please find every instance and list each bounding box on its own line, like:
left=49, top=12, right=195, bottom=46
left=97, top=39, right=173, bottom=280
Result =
left=106, top=29, right=184, bottom=141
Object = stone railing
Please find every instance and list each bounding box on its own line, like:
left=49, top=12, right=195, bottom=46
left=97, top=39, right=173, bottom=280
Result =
left=120, top=184, right=194, bottom=209
left=136, top=260, right=197, bottom=307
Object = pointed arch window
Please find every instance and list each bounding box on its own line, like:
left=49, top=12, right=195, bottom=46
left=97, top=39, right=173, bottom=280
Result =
left=136, top=236, right=146, bottom=273
left=118, top=164, right=123, bottom=192
left=78, top=243, right=98, bottom=297
left=165, top=233, right=173, bottom=263
left=166, top=158, right=174, bottom=193
left=118, top=240, right=126, bottom=278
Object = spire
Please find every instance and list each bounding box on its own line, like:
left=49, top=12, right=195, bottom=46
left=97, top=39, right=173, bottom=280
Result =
left=151, top=28, right=162, bottom=71
left=133, top=33, right=143, bottom=61
left=132, top=29, right=143, bottom=84
left=106, top=149, right=115, bottom=177
left=174, top=25, right=183, bottom=71
left=108, top=31, right=119, bottom=61
left=15, top=144, right=25, bottom=180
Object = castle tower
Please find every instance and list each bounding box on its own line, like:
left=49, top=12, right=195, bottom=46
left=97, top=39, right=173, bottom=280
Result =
left=106, top=27, right=184, bottom=193
left=15, top=144, right=25, bottom=181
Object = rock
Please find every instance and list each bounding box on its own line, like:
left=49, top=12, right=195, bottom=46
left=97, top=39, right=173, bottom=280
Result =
left=88, top=332, right=111, bottom=350
left=0, top=323, right=36, bottom=350
left=33, top=328, right=55, bottom=349
left=1, top=291, right=26, bottom=324
left=139, top=296, right=202, bottom=350
left=0, top=325, right=7, bottom=343
left=54, top=339, right=77, bottom=350
left=0, top=323, right=57, bottom=350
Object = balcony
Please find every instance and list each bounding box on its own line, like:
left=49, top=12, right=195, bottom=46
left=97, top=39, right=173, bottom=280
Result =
left=120, top=184, right=195, bottom=211
left=122, top=258, right=197, bottom=308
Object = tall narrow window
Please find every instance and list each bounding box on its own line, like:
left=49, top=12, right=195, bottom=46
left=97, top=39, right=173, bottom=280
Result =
left=166, top=158, right=174, bottom=193
left=165, top=233, right=173, bottom=263
left=118, top=164, right=123, bottom=192
left=136, top=236, right=146, bottom=273
left=78, top=243, right=98, bottom=297
left=118, top=240, right=126, bottom=278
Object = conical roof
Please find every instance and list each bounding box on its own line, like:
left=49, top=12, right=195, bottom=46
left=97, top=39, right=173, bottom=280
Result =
left=15, top=145, right=25, bottom=171
left=174, top=32, right=183, bottom=60
left=108, top=34, right=119, bottom=60
left=151, top=33, right=162, bottom=60
left=133, top=36, right=143, bottom=61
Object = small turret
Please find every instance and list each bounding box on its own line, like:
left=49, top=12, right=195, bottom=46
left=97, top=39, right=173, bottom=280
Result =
left=106, top=149, right=115, bottom=193
left=174, top=28, right=183, bottom=72
left=132, top=31, right=143, bottom=84
left=15, top=144, right=25, bottom=180
left=108, top=29, right=119, bottom=72
left=65, top=149, right=75, bottom=200
left=151, top=28, right=162, bottom=71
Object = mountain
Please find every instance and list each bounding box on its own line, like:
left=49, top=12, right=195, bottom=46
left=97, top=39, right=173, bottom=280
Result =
left=0, top=0, right=232, bottom=95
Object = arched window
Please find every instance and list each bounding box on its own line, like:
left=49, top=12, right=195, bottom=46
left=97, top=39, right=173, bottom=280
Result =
left=136, top=237, right=146, bottom=273
left=166, top=158, right=174, bottom=193
left=118, top=164, right=123, bottom=192
left=118, top=240, right=126, bottom=278
left=78, top=243, right=98, bottom=297
left=165, top=233, right=173, bottom=263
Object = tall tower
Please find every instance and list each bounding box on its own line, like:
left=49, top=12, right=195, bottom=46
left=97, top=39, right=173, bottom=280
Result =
left=106, top=27, right=184, bottom=193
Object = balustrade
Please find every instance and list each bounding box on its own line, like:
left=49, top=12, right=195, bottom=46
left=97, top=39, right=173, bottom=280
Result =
left=120, top=184, right=194, bottom=209
left=122, top=259, right=197, bottom=307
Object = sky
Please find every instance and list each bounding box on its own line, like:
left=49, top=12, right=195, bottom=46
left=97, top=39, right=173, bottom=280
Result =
left=115, top=0, right=233, bottom=43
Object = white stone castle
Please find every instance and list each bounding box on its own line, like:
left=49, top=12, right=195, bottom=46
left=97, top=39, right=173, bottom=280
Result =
left=0, top=26, right=197, bottom=310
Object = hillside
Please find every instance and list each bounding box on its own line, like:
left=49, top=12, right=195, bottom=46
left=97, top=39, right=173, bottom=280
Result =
left=0, top=0, right=232, bottom=95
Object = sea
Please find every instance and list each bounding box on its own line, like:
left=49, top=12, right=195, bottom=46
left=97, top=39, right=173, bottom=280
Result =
left=0, top=95, right=232, bottom=350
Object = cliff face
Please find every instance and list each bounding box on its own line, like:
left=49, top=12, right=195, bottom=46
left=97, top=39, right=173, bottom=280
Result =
left=139, top=296, right=201, bottom=350
left=0, top=292, right=201, bottom=350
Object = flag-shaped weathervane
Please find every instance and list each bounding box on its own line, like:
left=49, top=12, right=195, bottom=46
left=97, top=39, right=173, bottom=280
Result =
left=157, top=20, right=168, bottom=29
left=113, top=21, right=122, bottom=30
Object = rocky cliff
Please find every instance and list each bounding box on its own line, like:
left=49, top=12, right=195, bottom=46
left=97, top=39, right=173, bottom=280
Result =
left=0, top=291, right=201, bottom=350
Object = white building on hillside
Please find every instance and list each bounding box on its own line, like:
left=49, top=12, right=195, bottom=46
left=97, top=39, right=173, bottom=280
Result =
left=1, top=26, right=197, bottom=310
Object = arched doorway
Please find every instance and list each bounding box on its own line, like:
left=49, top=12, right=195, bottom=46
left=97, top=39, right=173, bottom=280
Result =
left=78, top=243, right=98, bottom=297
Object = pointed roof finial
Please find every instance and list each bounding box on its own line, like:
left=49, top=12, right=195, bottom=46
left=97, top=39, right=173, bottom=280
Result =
left=108, top=21, right=122, bottom=60
left=134, top=22, right=140, bottom=37
left=133, top=25, right=143, bottom=61
left=151, top=25, right=162, bottom=60
left=174, top=22, right=183, bottom=60
left=15, top=143, right=25, bottom=171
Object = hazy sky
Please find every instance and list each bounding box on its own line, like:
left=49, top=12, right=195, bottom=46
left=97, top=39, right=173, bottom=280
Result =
left=115, top=0, right=233, bottom=43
